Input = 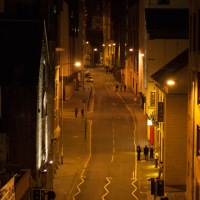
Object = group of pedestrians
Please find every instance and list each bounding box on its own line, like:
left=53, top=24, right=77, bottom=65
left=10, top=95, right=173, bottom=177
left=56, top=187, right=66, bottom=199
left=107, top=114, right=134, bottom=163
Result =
left=137, top=145, right=164, bottom=180
left=115, top=84, right=126, bottom=92
left=137, top=145, right=154, bottom=161
left=137, top=145, right=158, bottom=167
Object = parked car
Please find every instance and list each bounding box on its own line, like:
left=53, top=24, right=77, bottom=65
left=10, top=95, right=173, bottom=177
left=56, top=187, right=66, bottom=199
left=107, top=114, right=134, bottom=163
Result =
left=85, top=77, right=93, bottom=82
left=84, top=71, right=91, bottom=77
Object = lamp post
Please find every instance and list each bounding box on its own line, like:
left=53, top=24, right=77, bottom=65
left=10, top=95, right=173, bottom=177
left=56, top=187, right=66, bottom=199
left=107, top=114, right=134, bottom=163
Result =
left=82, top=70, right=85, bottom=91
left=93, top=48, right=97, bottom=68
left=61, top=64, right=64, bottom=164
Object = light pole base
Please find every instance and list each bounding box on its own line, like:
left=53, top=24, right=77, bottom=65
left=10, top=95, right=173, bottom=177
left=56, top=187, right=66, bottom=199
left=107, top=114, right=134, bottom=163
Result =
left=61, top=155, right=63, bottom=165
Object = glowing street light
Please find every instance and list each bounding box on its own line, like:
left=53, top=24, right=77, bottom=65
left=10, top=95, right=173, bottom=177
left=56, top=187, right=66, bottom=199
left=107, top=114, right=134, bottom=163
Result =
left=167, top=80, right=175, bottom=86
left=129, top=48, right=144, bottom=57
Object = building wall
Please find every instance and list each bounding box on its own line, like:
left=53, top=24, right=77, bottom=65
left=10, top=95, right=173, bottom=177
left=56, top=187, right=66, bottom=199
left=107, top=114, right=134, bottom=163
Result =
left=2, top=87, right=37, bottom=170
left=126, top=1, right=139, bottom=94
left=142, top=0, right=189, bottom=118
left=145, top=39, right=189, bottom=125
left=187, top=0, right=200, bottom=199
left=147, top=39, right=189, bottom=80
left=59, top=2, right=71, bottom=76
left=165, top=94, right=187, bottom=187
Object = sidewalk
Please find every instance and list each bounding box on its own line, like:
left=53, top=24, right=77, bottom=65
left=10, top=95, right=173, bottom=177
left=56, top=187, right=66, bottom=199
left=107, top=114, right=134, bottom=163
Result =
left=53, top=89, right=91, bottom=200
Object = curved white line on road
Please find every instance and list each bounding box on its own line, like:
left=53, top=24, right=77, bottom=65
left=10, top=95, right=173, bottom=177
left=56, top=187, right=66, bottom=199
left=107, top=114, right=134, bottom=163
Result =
left=111, top=154, right=114, bottom=162
left=111, top=126, right=115, bottom=162
left=72, top=174, right=86, bottom=200
left=131, top=177, right=139, bottom=200
left=113, top=146, right=115, bottom=154
left=102, top=177, right=113, bottom=200
left=107, top=74, right=138, bottom=198
left=69, top=120, right=93, bottom=200
left=116, top=92, right=138, bottom=198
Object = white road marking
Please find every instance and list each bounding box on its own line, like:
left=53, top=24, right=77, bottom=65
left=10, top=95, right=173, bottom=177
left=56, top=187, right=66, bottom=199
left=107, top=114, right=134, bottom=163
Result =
left=102, top=177, right=113, bottom=200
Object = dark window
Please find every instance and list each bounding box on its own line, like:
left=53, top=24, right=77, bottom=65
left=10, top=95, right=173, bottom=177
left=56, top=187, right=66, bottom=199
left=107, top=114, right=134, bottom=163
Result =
left=198, top=10, right=200, bottom=51
left=0, top=87, right=1, bottom=118
left=0, top=0, right=4, bottom=12
left=198, top=72, right=200, bottom=104
left=158, top=0, right=170, bottom=4
left=190, top=16, right=192, bottom=52
left=193, top=13, right=197, bottom=51
left=197, top=125, right=200, bottom=156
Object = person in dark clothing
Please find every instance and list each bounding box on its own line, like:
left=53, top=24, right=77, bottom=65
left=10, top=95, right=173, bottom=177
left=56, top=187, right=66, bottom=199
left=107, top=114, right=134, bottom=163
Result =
left=45, top=188, right=56, bottom=200
left=115, top=84, right=119, bottom=91
left=137, top=145, right=141, bottom=161
left=81, top=108, right=84, bottom=117
left=154, top=150, right=159, bottom=168
left=124, top=84, right=127, bottom=92
left=150, top=145, right=154, bottom=159
left=75, top=107, right=78, bottom=118
left=144, top=145, right=149, bottom=161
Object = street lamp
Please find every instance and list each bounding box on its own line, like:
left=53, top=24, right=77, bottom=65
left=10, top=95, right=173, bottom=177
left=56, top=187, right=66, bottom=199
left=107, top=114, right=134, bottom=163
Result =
left=166, top=80, right=175, bottom=85
left=129, top=48, right=144, bottom=57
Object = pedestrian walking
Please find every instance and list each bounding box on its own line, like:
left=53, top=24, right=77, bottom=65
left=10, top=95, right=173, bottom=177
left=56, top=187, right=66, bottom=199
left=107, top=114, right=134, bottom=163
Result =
left=137, top=145, right=141, bottom=161
left=75, top=107, right=78, bottom=118
left=115, top=84, right=119, bottom=92
left=150, top=145, right=154, bottom=159
left=154, top=150, right=159, bottom=168
left=45, top=188, right=56, bottom=200
left=81, top=108, right=84, bottom=117
left=144, top=145, right=149, bottom=161
left=124, top=84, right=126, bottom=92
